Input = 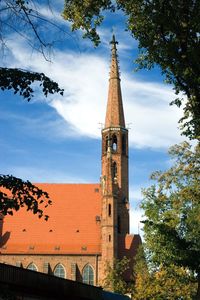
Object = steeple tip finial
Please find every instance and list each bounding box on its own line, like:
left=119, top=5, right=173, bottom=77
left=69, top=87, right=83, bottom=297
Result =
left=110, top=34, right=118, bottom=47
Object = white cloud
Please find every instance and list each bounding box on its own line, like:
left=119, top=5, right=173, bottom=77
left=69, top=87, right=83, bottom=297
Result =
left=5, top=37, right=184, bottom=149
left=130, top=208, right=144, bottom=237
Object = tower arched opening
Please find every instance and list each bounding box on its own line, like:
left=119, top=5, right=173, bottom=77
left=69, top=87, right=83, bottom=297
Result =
left=112, top=134, right=117, bottom=152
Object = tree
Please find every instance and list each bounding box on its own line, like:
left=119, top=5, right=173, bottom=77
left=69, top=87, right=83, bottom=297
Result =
left=0, top=175, right=52, bottom=220
left=0, top=0, right=64, bottom=100
left=133, top=246, right=197, bottom=299
left=102, top=257, right=132, bottom=295
left=63, top=0, right=200, bottom=139
left=141, top=142, right=200, bottom=299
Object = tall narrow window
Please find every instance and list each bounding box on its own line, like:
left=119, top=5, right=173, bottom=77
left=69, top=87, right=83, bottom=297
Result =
left=54, top=264, right=66, bottom=278
left=108, top=204, right=112, bottom=217
left=82, top=264, right=94, bottom=285
left=122, top=135, right=126, bottom=154
left=27, top=263, right=38, bottom=272
left=112, top=161, right=117, bottom=179
left=112, top=134, right=117, bottom=151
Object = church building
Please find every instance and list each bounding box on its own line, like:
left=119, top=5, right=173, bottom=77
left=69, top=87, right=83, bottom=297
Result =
left=0, top=36, right=141, bottom=286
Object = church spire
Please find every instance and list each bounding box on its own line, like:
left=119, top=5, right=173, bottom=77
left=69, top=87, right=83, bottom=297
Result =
left=105, top=35, right=125, bottom=128
left=101, top=35, right=129, bottom=274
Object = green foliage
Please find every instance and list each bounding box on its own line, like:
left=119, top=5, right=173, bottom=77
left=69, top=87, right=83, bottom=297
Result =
left=0, top=68, right=64, bottom=101
left=0, top=175, right=52, bottom=220
left=63, top=0, right=200, bottom=140
left=141, top=141, right=200, bottom=297
left=103, top=257, right=131, bottom=295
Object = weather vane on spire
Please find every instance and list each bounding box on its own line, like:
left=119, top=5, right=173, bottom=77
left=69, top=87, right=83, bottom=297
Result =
left=110, top=32, right=118, bottom=47
left=110, top=32, right=118, bottom=60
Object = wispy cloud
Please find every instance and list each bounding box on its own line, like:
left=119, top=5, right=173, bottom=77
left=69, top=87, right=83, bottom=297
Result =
left=5, top=36, right=184, bottom=149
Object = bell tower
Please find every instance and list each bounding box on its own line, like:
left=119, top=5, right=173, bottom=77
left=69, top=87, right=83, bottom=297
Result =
left=101, top=35, right=129, bottom=269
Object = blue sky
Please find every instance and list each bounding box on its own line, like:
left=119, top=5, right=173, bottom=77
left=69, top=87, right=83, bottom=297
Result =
left=0, top=1, right=186, bottom=235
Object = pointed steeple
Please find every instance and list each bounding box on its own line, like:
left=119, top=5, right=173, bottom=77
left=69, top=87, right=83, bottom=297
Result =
left=101, top=36, right=130, bottom=274
left=105, top=35, right=125, bottom=128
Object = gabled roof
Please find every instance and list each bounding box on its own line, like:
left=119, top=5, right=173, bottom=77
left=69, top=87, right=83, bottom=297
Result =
left=0, top=184, right=102, bottom=255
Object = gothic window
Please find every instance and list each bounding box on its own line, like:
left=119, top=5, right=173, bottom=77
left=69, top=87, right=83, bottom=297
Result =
left=108, top=204, right=112, bottom=217
left=54, top=264, right=66, bottom=278
left=27, top=263, right=38, bottom=272
left=122, top=134, right=126, bottom=154
left=82, top=264, right=94, bottom=285
left=112, top=134, right=117, bottom=151
left=109, top=234, right=111, bottom=242
left=112, top=161, right=117, bottom=179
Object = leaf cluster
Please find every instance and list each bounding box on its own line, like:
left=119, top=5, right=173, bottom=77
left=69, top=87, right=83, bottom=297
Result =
left=0, top=174, right=52, bottom=220
left=0, top=68, right=64, bottom=101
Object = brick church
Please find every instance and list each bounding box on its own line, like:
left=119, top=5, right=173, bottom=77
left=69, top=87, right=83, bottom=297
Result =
left=0, top=36, right=141, bottom=286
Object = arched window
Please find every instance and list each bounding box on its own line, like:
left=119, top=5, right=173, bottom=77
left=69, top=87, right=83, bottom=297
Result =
left=112, top=161, right=117, bottom=179
left=82, top=264, right=94, bottom=285
left=112, top=134, right=117, bottom=151
left=27, top=263, right=38, bottom=272
left=54, top=264, right=66, bottom=278
left=122, top=135, right=126, bottom=154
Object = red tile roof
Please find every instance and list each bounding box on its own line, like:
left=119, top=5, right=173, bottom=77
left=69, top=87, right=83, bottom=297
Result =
left=0, top=184, right=102, bottom=255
